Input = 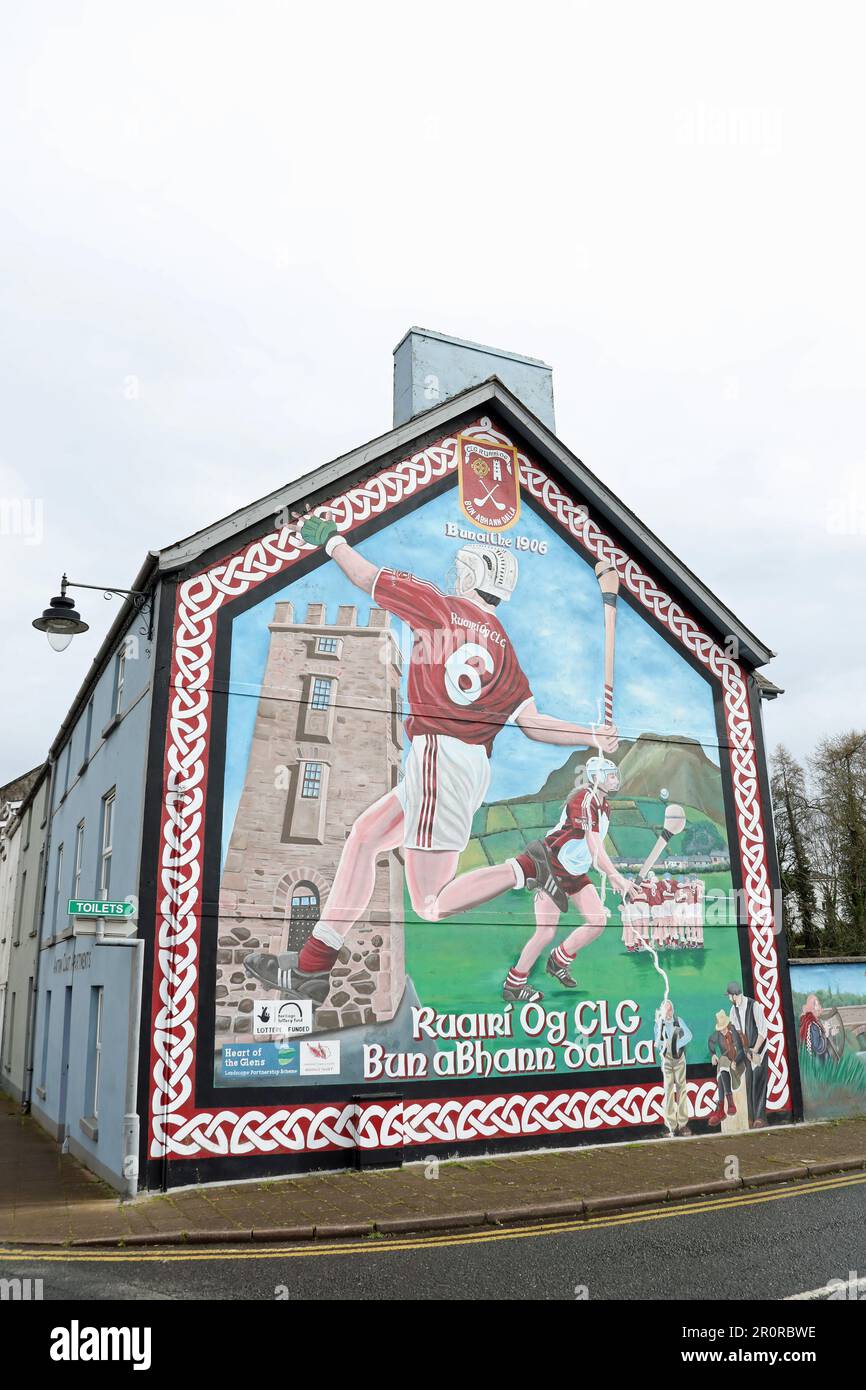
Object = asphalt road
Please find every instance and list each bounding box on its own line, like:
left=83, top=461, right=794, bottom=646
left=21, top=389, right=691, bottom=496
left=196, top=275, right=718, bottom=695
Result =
left=2, top=1172, right=865, bottom=1302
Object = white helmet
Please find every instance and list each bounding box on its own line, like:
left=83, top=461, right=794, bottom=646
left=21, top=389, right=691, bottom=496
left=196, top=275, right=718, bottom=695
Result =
left=586, top=755, right=620, bottom=793
left=453, top=543, right=518, bottom=602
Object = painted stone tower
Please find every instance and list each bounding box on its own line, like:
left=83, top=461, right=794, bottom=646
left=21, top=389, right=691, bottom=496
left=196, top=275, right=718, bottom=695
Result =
left=217, top=599, right=404, bottom=1043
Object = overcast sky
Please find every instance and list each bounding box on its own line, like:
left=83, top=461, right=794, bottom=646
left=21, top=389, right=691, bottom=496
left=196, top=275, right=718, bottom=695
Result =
left=1, top=1, right=864, bottom=783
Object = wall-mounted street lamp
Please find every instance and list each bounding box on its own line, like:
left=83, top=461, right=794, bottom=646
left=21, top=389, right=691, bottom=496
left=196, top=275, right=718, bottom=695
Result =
left=32, top=574, right=153, bottom=652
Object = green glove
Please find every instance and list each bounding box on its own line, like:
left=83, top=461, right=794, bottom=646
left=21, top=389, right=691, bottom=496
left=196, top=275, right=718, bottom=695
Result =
left=301, top=515, right=338, bottom=548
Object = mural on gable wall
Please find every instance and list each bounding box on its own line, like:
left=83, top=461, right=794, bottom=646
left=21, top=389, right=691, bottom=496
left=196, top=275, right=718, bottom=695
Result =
left=790, top=961, right=866, bottom=1119
left=194, top=418, right=790, bottom=1144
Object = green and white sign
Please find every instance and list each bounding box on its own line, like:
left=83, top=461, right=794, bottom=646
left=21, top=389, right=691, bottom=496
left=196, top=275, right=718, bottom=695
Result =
left=68, top=899, right=134, bottom=918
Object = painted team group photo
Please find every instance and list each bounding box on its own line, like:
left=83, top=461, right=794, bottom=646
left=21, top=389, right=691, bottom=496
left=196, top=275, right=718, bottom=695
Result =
left=210, top=422, right=764, bottom=1133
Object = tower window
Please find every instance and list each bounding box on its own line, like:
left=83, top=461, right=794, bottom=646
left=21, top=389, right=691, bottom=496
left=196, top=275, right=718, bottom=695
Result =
left=310, top=677, right=334, bottom=711
left=301, top=762, right=323, bottom=799
left=316, top=637, right=338, bottom=655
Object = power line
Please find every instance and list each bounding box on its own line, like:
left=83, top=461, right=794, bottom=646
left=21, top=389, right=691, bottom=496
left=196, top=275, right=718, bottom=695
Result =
left=175, top=685, right=752, bottom=758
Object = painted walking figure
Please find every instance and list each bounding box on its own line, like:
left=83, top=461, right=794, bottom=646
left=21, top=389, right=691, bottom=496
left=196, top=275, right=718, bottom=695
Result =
left=654, top=999, right=692, bottom=1137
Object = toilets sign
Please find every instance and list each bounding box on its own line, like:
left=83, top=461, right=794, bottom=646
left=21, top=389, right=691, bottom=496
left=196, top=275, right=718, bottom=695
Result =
left=68, top=899, right=134, bottom=919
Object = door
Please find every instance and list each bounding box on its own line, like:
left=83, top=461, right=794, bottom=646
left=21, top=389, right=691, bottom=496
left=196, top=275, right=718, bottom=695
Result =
left=287, top=881, right=320, bottom=953
left=57, top=986, right=73, bottom=1139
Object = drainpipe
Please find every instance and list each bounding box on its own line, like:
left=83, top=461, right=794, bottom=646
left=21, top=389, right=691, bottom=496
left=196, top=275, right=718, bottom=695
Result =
left=93, top=916, right=144, bottom=1199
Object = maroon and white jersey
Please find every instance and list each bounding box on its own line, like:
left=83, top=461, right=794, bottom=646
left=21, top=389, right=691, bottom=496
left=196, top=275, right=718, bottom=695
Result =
left=544, top=787, right=610, bottom=877
left=371, top=568, right=532, bottom=755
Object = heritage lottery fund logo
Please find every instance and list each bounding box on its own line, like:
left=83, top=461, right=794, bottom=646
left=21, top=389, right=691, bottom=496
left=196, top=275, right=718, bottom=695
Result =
left=253, top=997, right=313, bottom=1037
left=50, top=1320, right=152, bottom=1371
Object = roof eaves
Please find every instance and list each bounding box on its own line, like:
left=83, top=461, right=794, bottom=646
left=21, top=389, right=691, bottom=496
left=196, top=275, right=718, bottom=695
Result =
left=481, top=382, right=775, bottom=669
left=12, top=762, right=49, bottom=816
left=155, top=382, right=505, bottom=572
left=156, top=375, right=775, bottom=668
left=755, top=671, right=785, bottom=699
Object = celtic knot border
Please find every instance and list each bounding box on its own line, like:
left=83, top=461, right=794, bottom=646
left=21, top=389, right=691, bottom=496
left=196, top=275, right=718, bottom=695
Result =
left=149, top=417, right=790, bottom=1162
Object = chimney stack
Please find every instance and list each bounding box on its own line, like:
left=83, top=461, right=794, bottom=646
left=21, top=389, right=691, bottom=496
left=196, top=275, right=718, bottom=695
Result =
left=393, top=327, right=555, bottom=430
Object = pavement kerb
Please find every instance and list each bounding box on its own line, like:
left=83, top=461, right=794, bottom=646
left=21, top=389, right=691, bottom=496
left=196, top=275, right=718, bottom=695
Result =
left=376, top=1211, right=487, bottom=1235
left=805, top=1156, right=866, bottom=1177
left=741, top=1166, right=815, bottom=1188
left=251, top=1225, right=316, bottom=1242
left=35, top=1151, right=864, bottom=1249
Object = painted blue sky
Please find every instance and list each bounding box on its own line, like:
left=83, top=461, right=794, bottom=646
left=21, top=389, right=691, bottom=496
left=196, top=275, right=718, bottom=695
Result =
left=790, top=962, right=866, bottom=1001
left=221, top=488, right=722, bottom=863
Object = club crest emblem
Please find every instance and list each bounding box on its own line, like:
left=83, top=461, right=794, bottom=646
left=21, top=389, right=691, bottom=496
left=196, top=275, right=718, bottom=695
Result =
left=457, top=436, right=521, bottom=531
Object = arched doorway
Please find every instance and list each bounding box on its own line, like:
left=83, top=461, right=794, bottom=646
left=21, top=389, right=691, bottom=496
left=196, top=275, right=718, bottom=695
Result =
left=286, top=881, right=320, bottom=953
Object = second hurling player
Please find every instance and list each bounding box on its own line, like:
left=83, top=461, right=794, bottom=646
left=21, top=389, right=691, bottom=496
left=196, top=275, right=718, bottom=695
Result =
left=499, top=757, right=629, bottom=1002
left=243, top=514, right=618, bottom=1007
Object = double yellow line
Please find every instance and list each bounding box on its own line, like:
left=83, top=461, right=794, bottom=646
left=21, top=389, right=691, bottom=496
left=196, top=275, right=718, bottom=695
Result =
left=2, top=1170, right=864, bottom=1263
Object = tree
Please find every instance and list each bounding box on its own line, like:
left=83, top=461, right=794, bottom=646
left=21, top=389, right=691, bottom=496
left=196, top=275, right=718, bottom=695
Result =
left=808, top=731, right=866, bottom=954
left=770, top=745, right=819, bottom=954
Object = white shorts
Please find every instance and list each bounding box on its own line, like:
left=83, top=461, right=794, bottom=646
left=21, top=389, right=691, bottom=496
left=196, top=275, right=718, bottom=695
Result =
left=397, top=734, right=491, bottom=852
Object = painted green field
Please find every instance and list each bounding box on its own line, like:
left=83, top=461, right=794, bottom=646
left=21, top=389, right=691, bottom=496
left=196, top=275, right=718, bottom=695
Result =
left=405, top=867, right=742, bottom=1074
left=457, top=795, right=728, bottom=873
left=799, top=1047, right=866, bottom=1120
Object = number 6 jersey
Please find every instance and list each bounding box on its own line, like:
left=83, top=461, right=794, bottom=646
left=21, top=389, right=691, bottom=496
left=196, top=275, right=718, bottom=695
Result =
left=371, top=568, right=533, bottom=754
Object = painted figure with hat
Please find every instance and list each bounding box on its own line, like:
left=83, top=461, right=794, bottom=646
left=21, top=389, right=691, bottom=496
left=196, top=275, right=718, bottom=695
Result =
left=707, top=1008, right=747, bottom=1126
left=725, top=980, right=769, bottom=1128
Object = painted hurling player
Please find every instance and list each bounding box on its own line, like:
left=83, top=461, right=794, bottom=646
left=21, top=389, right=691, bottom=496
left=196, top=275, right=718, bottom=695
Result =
left=499, top=756, right=630, bottom=1001
left=243, top=514, right=617, bottom=1005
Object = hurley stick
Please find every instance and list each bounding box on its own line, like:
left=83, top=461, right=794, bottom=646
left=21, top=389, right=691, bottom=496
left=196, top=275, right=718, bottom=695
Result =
left=636, top=803, right=686, bottom=880
left=594, top=559, right=620, bottom=724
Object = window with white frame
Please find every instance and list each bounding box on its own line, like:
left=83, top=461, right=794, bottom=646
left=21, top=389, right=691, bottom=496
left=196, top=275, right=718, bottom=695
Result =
left=87, top=986, right=104, bottom=1119
left=113, top=649, right=126, bottom=716
left=83, top=698, right=94, bottom=763
left=73, top=821, right=85, bottom=899
left=310, top=676, right=334, bottom=711
left=13, top=869, right=25, bottom=946
left=54, top=844, right=64, bottom=930
left=316, top=636, right=338, bottom=655
left=99, top=791, right=115, bottom=899
left=32, top=849, right=44, bottom=934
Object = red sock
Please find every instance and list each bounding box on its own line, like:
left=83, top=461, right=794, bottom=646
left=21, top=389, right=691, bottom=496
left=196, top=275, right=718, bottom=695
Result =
left=298, top=936, right=340, bottom=973
left=514, top=853, right=534, bottom=885
left=505, top=966, right=528, bottom=988
left=552, top=943, right=575, bottom=969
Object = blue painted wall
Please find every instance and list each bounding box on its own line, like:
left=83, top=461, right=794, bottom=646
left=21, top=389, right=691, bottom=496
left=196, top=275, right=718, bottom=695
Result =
left=31, top=602, right=160, bottom=1190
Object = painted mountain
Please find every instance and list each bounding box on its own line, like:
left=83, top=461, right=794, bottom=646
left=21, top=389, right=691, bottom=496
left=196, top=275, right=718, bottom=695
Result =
left=457, top=733, right=729, bottom=875
left=514, top=734, right=726, bottom=826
